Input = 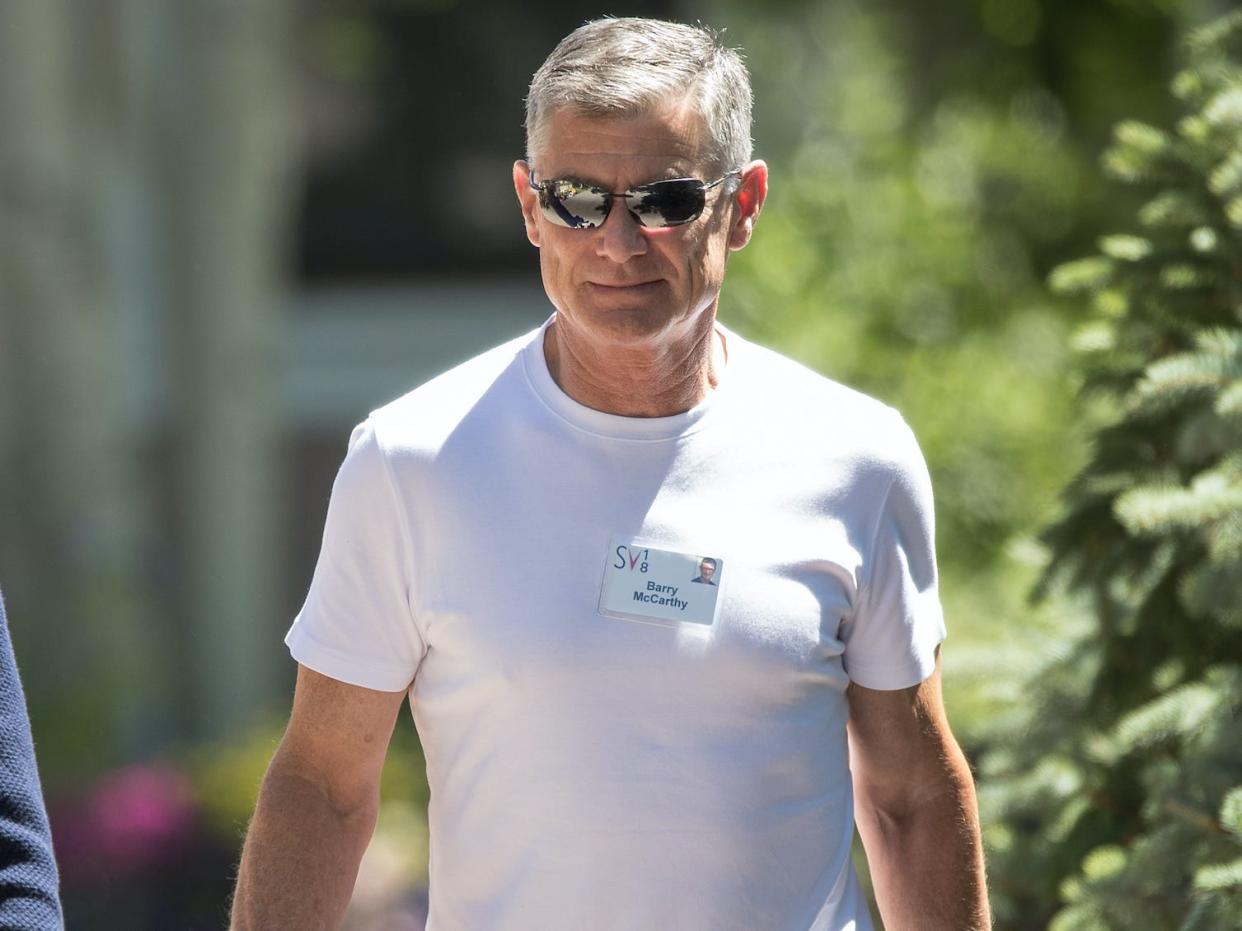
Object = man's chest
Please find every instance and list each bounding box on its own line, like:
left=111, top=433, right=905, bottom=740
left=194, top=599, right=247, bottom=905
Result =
left=405, top=450, right=868, bottom=714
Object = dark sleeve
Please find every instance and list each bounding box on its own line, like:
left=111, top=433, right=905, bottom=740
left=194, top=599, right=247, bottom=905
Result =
left=0, top=592, right=64, bottom=929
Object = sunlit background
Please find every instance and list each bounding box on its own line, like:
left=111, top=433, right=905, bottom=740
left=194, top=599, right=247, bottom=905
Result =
left=1, top=1, right=1239, bottom=928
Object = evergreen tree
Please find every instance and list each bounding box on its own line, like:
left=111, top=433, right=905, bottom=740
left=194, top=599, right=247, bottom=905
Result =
left=981, top=12, right=1242, bottom=930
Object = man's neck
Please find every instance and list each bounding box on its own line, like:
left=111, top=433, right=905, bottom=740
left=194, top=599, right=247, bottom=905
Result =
left=543, top=315, right=728, bottom=418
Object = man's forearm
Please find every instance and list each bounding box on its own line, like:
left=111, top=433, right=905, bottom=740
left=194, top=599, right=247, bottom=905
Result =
left=231, top=757, right=379, bottom=931
left=855, top=751, right=990, bottom=931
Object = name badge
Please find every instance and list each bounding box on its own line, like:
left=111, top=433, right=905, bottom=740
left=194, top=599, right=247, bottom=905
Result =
left=598, top=536, right=724, bottom=628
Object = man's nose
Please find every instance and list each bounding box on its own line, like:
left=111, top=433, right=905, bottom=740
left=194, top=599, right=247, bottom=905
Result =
left=594, top=200, right=648, bottom=263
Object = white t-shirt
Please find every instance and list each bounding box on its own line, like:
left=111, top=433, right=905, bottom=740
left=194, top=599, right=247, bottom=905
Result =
left=287, top=318, right=946, bottom=931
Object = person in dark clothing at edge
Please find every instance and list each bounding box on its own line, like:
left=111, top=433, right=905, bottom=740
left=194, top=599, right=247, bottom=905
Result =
left=0, top=589, right=64, bottom=929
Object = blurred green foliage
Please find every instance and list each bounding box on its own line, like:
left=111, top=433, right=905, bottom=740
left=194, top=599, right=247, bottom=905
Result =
left=980, top=12, right=1242, bottom=928
left=703, top=0, right=1193, bottom=742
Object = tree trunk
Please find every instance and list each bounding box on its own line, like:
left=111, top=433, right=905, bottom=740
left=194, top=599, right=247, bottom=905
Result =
left=148, top=0, right=297, bottom=738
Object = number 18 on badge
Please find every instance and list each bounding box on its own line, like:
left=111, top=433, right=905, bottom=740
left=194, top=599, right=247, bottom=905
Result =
left=598, top=536, right=723, bottom=627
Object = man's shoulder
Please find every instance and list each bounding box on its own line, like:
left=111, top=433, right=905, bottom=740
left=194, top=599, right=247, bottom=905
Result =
left=364, top=325, right=540, bottom=451
left=731, top=331, right=911, bottom=446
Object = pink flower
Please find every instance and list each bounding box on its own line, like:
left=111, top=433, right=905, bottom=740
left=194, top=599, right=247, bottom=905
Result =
left=52, top=764, right=199, bottom=883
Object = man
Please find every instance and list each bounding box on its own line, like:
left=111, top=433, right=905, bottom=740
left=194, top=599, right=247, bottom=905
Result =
left=232, top=17, right=988, bottom=931
left=692, top=557, right=718, bottom=585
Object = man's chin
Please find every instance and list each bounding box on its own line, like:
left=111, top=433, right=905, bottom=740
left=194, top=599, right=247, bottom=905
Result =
left=566, top=301, right=678, bottom=344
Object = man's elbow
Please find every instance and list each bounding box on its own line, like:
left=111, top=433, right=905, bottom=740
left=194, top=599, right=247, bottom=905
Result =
left=854, top=749, right=978, bottom=830
left=260, top=746, right=381, bottom=827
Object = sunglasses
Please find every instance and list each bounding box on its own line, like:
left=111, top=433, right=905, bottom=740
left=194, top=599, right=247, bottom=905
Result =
left=527, top=169, right=741, bottom=230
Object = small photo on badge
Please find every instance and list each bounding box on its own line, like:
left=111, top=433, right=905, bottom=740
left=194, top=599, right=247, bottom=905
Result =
left=690, top=556, right=719, bottom=586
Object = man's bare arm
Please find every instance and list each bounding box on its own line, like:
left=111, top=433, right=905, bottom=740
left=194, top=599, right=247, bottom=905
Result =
left=230, top=664, right=408, bottom=931
left=847, top=652, right=990, bottom=931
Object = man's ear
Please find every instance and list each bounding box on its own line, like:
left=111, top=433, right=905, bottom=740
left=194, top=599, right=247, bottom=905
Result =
left=513, top=160, right=542, bottom=248
left=727, top=160, right=768, bottom=252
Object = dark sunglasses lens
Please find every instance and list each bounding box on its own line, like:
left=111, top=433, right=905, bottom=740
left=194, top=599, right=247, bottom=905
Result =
left=536, top=177, right=711, bottom=229
left=541, top=181, right=609, bottom=229
left=630, top=180, right=705, bottom=228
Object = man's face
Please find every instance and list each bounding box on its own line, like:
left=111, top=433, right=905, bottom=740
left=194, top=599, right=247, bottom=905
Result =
left=699, top=561, right=716, bottom=581
left=513, top=104, right=765, bottom=350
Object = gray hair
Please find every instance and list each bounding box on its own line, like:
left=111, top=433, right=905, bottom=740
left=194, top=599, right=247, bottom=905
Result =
left=524, top=17, right=754, bottom=173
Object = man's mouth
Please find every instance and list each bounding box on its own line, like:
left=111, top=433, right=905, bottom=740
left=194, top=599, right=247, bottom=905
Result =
left=587, top=279, right=663, bottom=290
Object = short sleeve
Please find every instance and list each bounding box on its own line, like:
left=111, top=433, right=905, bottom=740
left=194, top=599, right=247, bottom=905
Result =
left=285, top=420, right=427, bottom=692
left=840, top=418, right=947, bottom=690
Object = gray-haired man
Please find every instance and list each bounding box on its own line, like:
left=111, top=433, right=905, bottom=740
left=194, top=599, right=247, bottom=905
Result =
left=232, top=18, right=988, bottom=930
